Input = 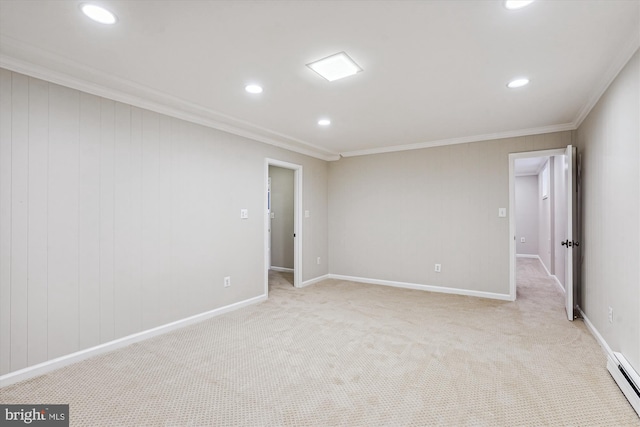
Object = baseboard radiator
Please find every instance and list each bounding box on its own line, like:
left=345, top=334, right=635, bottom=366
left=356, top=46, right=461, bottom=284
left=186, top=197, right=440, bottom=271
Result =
left=608, top=352, right=640, bottom=417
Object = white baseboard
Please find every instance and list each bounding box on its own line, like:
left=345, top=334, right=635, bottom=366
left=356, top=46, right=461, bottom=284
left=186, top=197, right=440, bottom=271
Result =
left=581, top=307, right=640, bottom=417
left=538, top=259, right=552, bottom=277
left=328, top=274, right=512, bottom=301
left=0, top=294, right=267, bottom=388
left=270, top=266, right=294, bottom=273
left=516, top=254, right=539, bottom=259
left=551, top=275, right=565, bottom=294
left=578, top=307, right=615, bottom=359
left=300, top=274, right=330, bottom=288
left=517, top=254, right=565, bottom=294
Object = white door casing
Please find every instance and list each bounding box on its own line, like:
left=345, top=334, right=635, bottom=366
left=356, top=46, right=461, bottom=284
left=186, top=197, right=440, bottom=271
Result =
left=264, top=159, right=302, bottom=294
left=508, top=147, right=573, bottom=309
left=267, top=176, right=271, bottom=270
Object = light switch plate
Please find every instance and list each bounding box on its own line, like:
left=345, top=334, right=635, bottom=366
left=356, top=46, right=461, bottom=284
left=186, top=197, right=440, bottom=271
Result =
left=305, top=210, right=310, bottom=218
left=498, top=208, right=507, bottom=217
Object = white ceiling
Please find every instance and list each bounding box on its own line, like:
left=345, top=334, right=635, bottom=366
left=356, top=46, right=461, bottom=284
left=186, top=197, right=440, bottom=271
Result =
left=515, top=156, right=548, bottom=176
left=1, top=0, right=639, bottom=160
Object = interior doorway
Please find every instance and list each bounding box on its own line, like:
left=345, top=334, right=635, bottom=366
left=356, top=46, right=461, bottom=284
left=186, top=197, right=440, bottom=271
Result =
left=508, top=147, right=578, bottom=320
left=268, top=166, right=295, bottom=274
left=264, top=159, right=302, bottom=294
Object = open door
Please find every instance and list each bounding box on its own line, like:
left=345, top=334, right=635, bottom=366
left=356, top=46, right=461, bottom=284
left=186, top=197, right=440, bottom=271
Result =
left=562, top=145, right=579, bottom=321
left=267, top=177, right=271, bottom=270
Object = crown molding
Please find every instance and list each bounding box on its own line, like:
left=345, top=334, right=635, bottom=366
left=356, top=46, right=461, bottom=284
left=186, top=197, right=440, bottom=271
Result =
left=339, top=123, right=576, bottom=158
left=0, top=38, right=340, bottom=162
left=573, top=35, right=640, bottom=129
left=3, top=29, right=636, bottom=163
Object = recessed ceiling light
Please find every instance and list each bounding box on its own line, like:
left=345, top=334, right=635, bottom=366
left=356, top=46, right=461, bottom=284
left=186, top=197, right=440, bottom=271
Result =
left=80, top=3, right=117, bottom=24
left=307, top=52, right=363, bottom=82
left=245, top=84, right=263, bottom=94
left=504, top=0, right=534, bottom=10
left=507, top=78, right=530, bottom=88
left=318, top=119, right=331, bottom=126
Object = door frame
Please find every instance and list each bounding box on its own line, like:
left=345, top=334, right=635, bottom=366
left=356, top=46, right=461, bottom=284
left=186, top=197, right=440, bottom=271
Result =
left=264, top=159, right=302, bottom=294
left=508, top=148, right=566, bottom=301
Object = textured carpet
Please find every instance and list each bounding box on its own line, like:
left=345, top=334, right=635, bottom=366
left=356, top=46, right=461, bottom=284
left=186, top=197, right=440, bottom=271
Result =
left=1, top=260, right=638, bottom=426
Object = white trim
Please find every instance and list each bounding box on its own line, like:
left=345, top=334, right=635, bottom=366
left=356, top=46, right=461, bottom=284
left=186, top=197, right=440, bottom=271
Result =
left=509, top=148, right=569, bottom=161
left=509, top=148, right=566, bottom=301
left=338, top=41, right=639, bottom=159
left=340, top=123, right=575, bottom=158
left=538, top=258, right=552, bottom=277
left=2, top=36, right=638, bottom=162
left=550, top=275, right=565, bottom=295
left=301, top=274, right=330, bottom=288
left=584, top=301, right=640, bottom=417
left=270, top=266, right=294, bottom=273
left=579, top=307, right=640, bottom=415
left=265, top=159, right=303, bottom=293
left=574, top=42, right=640, bottom=128
left=0, top=294, right=266, bottom=387
left=516, top=254, right=565, bottom=294
left=328, top=274, right=512, bottom=301
left=0, top=47, right=340, bottom=162
left=578, top=307, right=615, bottom=359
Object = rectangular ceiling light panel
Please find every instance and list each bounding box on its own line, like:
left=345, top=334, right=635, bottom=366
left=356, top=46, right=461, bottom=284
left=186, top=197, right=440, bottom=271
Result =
left=307, top=52, right=363, bottom=82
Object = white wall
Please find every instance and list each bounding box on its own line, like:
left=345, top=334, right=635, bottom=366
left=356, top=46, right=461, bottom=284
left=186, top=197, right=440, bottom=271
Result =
left=328, top=131, right=572, bottom=296
left=515, top=175, right=539, bottom=255
left=269, top=166, right=294, bottom=269
left=0, top=68, right=329, bottom=376
left=576, top=49, right=640, bottom=372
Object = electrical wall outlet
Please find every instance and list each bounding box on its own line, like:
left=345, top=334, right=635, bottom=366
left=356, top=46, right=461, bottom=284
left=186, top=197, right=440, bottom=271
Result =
left=240, top=209, right=248, bottom=219
left=224, top=276, right=231, bottom=288
left=520, top=237, right=526, bottom=243
left=608, top=307, right=613, bottom=323
left=434, top=264, right=441, bottom=273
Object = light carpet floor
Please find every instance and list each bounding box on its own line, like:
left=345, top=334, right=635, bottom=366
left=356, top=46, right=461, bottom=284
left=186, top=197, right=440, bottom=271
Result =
left=1, top=259, right=638, bottom=426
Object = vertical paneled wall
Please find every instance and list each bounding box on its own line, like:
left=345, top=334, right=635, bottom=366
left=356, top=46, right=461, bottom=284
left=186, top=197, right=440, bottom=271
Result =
left=0, top=68, right=329, bottom=375
left=576, top=50, right=640, bottom=372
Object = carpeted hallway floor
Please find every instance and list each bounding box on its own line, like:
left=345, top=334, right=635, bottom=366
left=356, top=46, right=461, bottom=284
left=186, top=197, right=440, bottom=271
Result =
left=1, top=260, right=638, bottom=426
